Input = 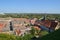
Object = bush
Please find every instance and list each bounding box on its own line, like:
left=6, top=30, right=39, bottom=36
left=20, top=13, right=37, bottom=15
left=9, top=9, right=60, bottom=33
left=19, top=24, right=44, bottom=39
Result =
left=39, top=31, right=49, bottom=37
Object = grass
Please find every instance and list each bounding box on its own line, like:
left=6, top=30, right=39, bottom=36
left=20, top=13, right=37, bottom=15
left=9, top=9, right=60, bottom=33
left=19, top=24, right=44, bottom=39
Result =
left=40, top=29, right=60, bottom=40
left=0, top=33, right=17, bottom=40
left=0, top=33, right=33, bottom=40
left=0, top=29, right=60, bottom=40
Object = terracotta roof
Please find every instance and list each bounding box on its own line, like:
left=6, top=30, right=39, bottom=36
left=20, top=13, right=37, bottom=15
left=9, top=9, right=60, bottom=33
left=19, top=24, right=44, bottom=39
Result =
left=34, top=26, right=41, bottom=30
left=0, top=23, right=6, bottom=28
left=35, top=20, right=51, bottom=28
left=12, top=18, right=30, bottom=23
left=0, top=23, right=7, bottom=32
left=40, top=20, right=51, bottom=28
left=35, top=20, right=58, bottom=30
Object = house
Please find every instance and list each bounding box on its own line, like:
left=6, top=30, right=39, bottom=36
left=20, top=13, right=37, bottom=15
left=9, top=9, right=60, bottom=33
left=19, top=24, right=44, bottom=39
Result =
left=55, top=21, right=60, bottom=30
left=0, top=20, right=11, bottom=32
left=11, top=18, right=31, bottom=36
left=34, top=20, right=58, bottom=32
left=12, top=18, right=30, bottom=29
left=30, top=18, right=37, bottom=25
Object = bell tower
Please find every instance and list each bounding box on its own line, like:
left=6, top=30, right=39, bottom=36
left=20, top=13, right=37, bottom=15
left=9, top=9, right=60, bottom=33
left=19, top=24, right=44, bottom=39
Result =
left=10, top=21, right=13, bottom=31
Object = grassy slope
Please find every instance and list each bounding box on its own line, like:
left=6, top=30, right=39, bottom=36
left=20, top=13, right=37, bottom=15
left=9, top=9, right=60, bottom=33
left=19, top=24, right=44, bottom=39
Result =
left=0, top=29, right=60, bottom=40
left=0, top=33, right=17, bottom=40
left=40, top=29, right=60, bottom=40
left=0, top=33, right=33, bottom=40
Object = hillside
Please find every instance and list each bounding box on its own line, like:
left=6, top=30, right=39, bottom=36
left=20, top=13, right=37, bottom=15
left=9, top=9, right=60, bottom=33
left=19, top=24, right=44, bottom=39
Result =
left=0, top=29, right=60, bottom=40
left=0, top=33, right=17, bottom=40
left=39, top=29, right=60, bottom=40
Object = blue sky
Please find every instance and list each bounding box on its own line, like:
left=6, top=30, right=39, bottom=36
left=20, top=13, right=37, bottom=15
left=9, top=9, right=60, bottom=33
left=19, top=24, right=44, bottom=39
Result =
left=0, top=0, right=60, bottom=13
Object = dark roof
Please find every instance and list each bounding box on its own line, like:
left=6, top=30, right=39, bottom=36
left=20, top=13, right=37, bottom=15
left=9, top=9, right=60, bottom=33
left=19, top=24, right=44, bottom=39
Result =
left=35, top=20, right=58, bottom=29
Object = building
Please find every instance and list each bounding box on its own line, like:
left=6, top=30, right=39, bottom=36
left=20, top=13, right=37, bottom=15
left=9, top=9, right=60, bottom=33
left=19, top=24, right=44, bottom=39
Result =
left=0, top=20, right=11, bottom=32
left=34, top=20, right=58, bottom=32
left=11, top=18, right=31, bottom=36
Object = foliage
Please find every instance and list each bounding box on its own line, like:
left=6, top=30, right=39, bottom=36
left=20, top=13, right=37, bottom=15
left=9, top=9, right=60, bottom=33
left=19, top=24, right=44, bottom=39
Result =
left=39, top=31, right=49, bottom=37
left=33, top=29, right=60, bottom=40
left=0, top=33, right=17, bottom=40
left=0, top=29, right=60, bottom=40
left=30, top=27, right=36, bottom=36
left=0, top=13, right=60, bottom=20
left=40, top=29, right=60, bottom=40
left=22, top=34, right=33, bottom=40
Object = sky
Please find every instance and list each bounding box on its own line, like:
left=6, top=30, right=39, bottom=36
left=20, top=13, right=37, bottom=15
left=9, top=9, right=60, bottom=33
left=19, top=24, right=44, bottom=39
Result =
left=0, top=0, right=60, bottom=13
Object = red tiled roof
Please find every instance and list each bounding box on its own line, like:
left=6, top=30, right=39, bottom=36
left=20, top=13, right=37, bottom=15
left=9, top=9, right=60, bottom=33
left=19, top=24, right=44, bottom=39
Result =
left=35, top=20, right=51, bottom=28
left=34, top=26, right=41, bottom=30
left=40, top=20, right=51, bottom=28
left=12, top=18, right=30, bottom=23
left=13, top=24, right=21, bottom=27
left=0, top=24, right=4, bottom=28
left=0, top=23, right=6, bottom=28
left=35, top=20, right=58, bottom=30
